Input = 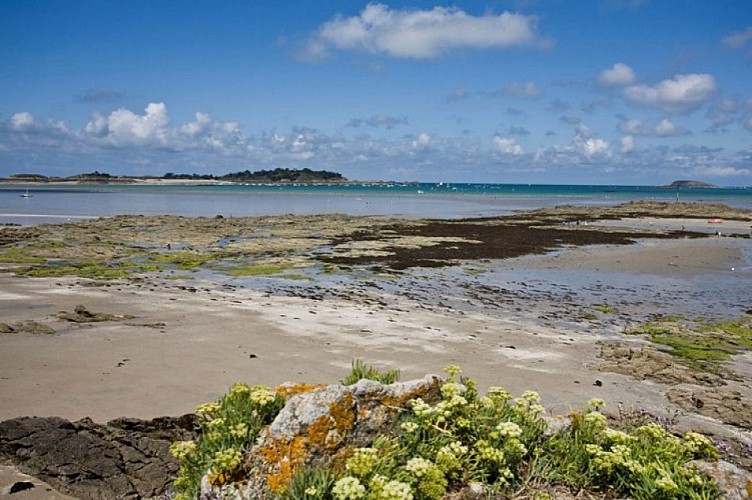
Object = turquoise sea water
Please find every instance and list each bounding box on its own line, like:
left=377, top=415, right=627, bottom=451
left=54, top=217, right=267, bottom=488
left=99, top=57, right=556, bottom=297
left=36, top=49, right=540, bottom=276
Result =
left=1, top=182, right=750, bottom=224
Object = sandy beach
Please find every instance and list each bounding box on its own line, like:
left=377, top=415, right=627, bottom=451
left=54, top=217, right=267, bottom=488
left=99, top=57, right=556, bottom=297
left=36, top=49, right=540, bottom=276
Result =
left=0, top=205, right=749, bottom=432
left=1, top=203, right=751, bottom=496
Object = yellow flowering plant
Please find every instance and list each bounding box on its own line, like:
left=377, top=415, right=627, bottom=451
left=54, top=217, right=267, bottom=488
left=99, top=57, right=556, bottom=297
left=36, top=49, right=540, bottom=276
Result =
left=538, top=400, right=719, bottom=499
left=170, top=382, right=285, bottom=498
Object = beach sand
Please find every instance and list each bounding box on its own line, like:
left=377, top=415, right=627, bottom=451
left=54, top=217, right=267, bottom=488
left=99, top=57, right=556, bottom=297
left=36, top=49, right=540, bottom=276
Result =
left=0, top=234, right=748, bottom=425
left=1, top=208, right=751, bottom=496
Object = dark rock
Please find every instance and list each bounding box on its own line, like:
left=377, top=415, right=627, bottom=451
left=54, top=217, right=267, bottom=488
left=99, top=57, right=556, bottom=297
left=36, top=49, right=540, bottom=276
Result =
left=0, top=414, right=199, bottom=499
left=9, top=481, right=35, bottom=493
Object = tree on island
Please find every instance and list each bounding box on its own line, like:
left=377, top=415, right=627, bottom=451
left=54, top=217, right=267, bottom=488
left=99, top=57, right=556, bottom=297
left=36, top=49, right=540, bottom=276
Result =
left=163, top=168, right=345, bottom=183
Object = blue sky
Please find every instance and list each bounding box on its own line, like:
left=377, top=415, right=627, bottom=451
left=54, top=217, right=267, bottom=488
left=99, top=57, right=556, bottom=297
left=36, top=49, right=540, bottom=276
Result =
left=1, top=1, right=751, bottom=185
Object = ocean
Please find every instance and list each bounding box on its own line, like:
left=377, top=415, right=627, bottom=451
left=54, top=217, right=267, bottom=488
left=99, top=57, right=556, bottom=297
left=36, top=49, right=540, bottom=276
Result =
left=1, top=182, right=751, bottom=225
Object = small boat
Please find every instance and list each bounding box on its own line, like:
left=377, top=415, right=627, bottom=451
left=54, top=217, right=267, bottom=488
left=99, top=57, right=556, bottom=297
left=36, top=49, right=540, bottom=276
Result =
left=20, top=188, right=33, bottom=198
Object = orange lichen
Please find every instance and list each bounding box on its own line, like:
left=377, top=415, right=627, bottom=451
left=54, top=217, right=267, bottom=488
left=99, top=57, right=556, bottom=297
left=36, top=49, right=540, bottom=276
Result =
left=275, top=383, right=326, bottom=400
left=259, top=435, right=310, bottom=494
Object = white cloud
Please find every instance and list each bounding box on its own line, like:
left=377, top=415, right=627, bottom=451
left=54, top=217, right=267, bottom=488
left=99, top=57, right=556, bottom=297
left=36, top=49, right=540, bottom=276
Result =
left=10, top=112, right=36, bottom=131
left=597, top=62, right=636, bottom=86
left=504, top=81, right=540, bottom=98
left=691, top=165, right=751, bottom=177
left=412, top=132, right=432, bottom=149
left=624, top=73, right=716, bottom=113
left=617, top=117, right=689, bottom=136
left=722, top=26, right=752, bottom=49
left=303, top=3, right=545, bottom=60
left=81, top=103, right=245, bottom=151
left=493, top=136, right=524, bottom=155
left=620, top=135, right=635, bottom=153
left=91, top=102, right=170, bottom=147
left=571, top=123, right=611, bottom=157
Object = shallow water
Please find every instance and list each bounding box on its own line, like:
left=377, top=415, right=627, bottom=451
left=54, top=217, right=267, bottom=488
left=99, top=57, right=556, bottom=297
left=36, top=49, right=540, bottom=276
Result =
left=2, top=182, right=751, bottom=225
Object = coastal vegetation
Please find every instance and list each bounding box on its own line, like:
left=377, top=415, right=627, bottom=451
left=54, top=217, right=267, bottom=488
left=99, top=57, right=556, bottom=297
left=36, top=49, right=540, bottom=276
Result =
left=3, top=167, right=347, bottom=184
left=628, top=316, right=752, bottom=373
left=170, top=364, right=720, bottom=499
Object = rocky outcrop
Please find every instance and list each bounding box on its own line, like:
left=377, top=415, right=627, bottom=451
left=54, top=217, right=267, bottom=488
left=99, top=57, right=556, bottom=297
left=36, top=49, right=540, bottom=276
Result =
left=0, top=320, right=56, bottom=335
left=667, top=387, right=752, bottom=430
left=0, top=414, right=198, bottom=499
left=598, top=345, right=725, bottom=386
left=203, top=375, right=442, bottom=498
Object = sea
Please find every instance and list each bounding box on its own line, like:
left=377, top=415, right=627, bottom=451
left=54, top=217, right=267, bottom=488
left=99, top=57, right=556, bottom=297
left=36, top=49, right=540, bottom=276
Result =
left=1, top=182, right=751, bottom=225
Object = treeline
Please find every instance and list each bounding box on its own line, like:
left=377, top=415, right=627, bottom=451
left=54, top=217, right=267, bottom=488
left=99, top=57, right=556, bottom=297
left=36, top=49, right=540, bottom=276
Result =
left=6, top=168, right=347, bottom=183
left=163, top=168, right=346, bottom=183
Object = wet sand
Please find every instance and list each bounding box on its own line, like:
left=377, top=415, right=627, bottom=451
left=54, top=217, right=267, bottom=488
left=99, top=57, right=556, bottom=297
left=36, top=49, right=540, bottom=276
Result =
left=3, top=205, right=752, bottom=495
left=0, top=231, right=749, bottom=430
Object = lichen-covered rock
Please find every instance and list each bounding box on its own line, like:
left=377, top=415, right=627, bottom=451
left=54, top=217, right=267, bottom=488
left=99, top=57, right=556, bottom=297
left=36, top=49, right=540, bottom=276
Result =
left=690, top=460, right=752, bottom=500
left=200, top=375, right=441, bottom=499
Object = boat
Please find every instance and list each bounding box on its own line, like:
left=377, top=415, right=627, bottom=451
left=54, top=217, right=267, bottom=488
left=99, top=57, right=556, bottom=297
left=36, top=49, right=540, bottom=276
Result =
left=20, top=188, right=33, bottom=198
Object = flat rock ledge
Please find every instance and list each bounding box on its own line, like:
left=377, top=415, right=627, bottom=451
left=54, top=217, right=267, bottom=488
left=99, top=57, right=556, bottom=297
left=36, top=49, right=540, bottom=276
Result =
left=0, top=414, right=198, bottom=499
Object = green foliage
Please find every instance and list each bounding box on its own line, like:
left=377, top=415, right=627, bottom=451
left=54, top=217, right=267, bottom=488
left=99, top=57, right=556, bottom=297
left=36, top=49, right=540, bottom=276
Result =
left=171, top=366, right=721, bottom=499
left=170, top=383, right=286, bottom=499
left=341, top=359, right=401, bottom=386
left=146, top=251, right=214, bottom=270
left=630, top=316, right=752, bottom=371
left=593, top=304, right=617, bottom=314
left=16, top=260, right=131, bottom=279
left=228, top=263, right=294, bottom=277
left=0, top=247, right=45, bottom=264
left=539, top=404, right=718, bottom=499
left=282, top=465, right=339, bottom=500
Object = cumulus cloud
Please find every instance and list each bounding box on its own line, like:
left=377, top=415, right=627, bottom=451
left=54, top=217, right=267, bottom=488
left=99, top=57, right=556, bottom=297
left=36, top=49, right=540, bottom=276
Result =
left=620, top=135, right=635, bottom=153
left=80, top=103, right=248, bottom=151
left=412, top=132, right=431, bottom=149
left=617, top=117, right=689, bottom=137
left=504, top=81, right=540, bottom=98
left=571, top=123, right=611, bottom=157
left=302, top=3, right=546, bottom=60
left=10, top=112, right=37, bottom=131
left=623, top=73, right=716, bottom=113
left=722, top=26, right=752, bottom=49
left=597, top=62, right=636, bottom=86
left=493, top=136, right=524, bottom=155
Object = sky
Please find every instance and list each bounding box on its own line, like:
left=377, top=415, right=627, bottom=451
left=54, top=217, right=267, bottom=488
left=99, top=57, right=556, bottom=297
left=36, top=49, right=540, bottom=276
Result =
left=1, top=1, right=751, bottom=185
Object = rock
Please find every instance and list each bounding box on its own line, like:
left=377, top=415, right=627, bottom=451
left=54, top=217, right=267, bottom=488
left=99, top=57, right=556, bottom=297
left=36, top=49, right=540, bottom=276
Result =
left=0, top=323, right=14, bottom=333
left=9, top=481, right=35, bottom=493
left=598, top=345, right=725, bottom=386
left=0, top=414, right=198, bottom=499
left=666, top=387, right=752, bottom=430
left=5, top=321, right=55, bottom=335
left=57, top=304, right=123, bottom=323
left=202, top=376, right=442, bottom=498
left=690, top=460, right=752, bottom=500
